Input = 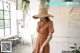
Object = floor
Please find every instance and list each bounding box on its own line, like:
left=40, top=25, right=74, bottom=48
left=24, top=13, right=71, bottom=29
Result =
left=10, top=44, right=32, bottom=53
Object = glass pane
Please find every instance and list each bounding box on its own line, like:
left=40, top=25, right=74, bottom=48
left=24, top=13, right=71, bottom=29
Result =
left=0, top=1, right=3, bottom=10
left=0, top=11, right=3, bottom=19
left=0, top=29, right=4, bottom=37
left=4, top=2, right=9, bottom=11
left=4, top=11, right=10, bottom=19
left=0, top=20, right=4, bottom=28
left=5, top=20, right=10, bottom=27
left=5, top=28, right=10, bottom=36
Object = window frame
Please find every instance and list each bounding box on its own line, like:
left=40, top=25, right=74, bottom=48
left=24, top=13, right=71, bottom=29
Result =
left=0, top=1, right=11, bottom=37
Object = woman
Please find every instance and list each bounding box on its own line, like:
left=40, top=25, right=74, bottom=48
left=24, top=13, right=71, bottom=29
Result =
left=32, top=6, right=54, bottom=53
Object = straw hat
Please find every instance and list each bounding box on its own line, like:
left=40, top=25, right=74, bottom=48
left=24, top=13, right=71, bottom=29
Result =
left=32, top=6, right=54, bottom=19
left=38, top=0, right=50, bottom=6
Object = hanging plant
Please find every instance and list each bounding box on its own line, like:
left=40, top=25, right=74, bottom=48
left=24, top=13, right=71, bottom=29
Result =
left=21, top=0, right=30, bottom=13
left=20, top=0, right=30, bottom=27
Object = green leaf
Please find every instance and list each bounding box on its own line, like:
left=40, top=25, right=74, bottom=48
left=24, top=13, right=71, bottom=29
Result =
left=74, top=43, right=77, bottom=46
left=72, top=50, right=75, bottom=52
left=79, top=47, right=80, bottom=49
left=70, top=47, right=76, bottom=49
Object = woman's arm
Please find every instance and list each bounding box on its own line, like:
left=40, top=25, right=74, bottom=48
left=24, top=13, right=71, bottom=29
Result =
left=40, top=33, right=53, bottom=53
left=41, top=33, right=53, bottom=48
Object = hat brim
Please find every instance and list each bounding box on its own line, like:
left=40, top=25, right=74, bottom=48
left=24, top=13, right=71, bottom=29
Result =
left=32, top=14, right=54, bottom=19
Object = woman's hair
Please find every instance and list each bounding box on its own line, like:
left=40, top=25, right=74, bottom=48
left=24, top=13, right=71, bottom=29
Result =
left=45, top=17, right=50, bottom=21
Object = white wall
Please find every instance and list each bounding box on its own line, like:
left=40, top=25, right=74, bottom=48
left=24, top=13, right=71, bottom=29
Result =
left=10, top=2, right=17, bottom=36
left=16, top=0, right=40, bottom=43
left=49, top=6, right=80, bottom=53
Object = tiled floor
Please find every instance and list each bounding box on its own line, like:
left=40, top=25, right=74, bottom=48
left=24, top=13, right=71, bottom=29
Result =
left=10, top=44, right=32, bottom=53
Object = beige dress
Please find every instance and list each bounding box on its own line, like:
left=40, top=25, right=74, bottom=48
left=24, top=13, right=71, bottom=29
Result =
left=33, top=20, right=54, bottom=53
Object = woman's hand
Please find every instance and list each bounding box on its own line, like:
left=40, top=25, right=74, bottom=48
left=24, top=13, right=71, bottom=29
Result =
left=40, top=47, right=44, bottom=53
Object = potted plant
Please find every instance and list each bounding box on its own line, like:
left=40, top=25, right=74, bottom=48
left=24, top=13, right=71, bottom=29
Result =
left=70, top=43, right=80, bottom=53
left=62, top=43, right=80, bottom=53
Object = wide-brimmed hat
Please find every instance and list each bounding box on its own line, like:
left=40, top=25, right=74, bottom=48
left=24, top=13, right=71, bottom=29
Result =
left=32, top=6, right=54, bottom=19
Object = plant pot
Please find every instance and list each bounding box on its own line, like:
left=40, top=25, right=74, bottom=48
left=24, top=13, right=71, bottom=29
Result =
left=62, top=51, right=76, bottom=53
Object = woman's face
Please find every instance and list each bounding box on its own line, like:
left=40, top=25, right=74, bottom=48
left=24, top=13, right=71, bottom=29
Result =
left=40, top=17, right=46, bottom=21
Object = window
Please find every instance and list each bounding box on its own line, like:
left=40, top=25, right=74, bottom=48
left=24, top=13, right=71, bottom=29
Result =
left=0, top=1, right=11, bottom=37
